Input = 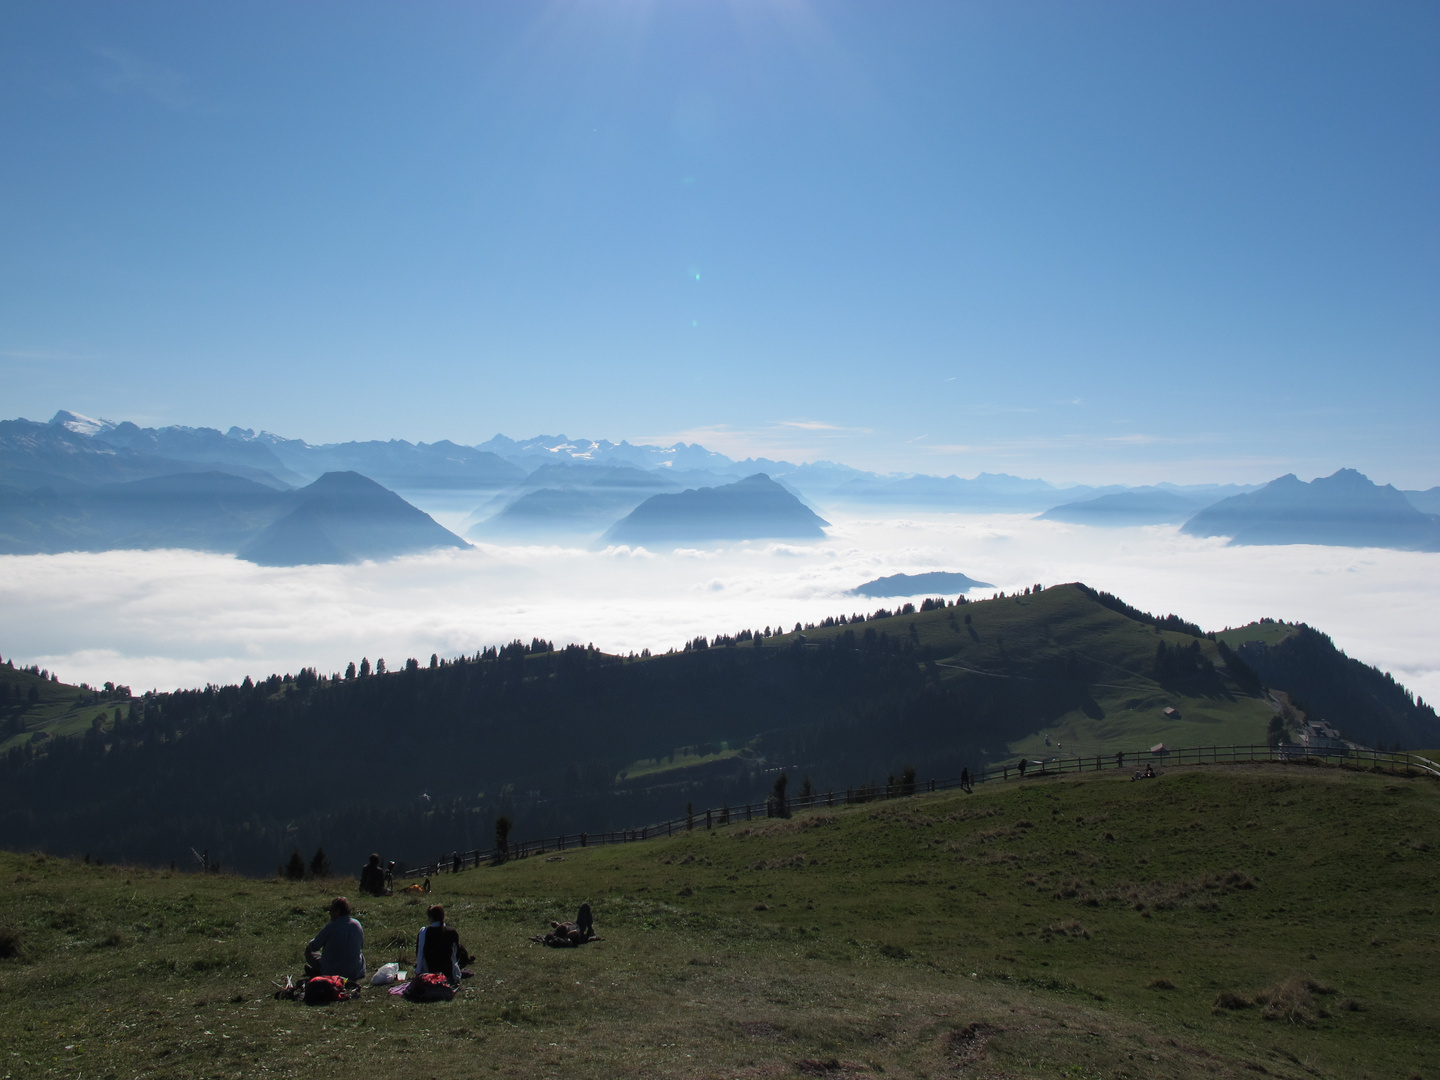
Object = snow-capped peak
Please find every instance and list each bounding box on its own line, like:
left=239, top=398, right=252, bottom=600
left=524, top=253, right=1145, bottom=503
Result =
left=50, top=410, right=116, bottom=436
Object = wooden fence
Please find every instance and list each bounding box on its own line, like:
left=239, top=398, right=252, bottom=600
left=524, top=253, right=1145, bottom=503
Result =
left=398, top=743, right=1438, bottom=878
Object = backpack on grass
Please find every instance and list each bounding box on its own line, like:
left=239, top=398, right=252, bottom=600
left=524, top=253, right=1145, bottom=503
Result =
left=303, top=975, right=351, bottom=1005
left=402, top=972, right=454, bottom=1002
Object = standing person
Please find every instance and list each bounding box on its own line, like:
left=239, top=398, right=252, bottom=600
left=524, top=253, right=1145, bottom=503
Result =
left=304, top=897, right=366, bottom=983
left=575, top=902, right=595, bottom=941
left=1017, top=758, right=1028, bottom=778
left=359, top=853, right=387, bottom=896
left=452, top=851, right=462, bottom=874
left=415, top=904, right=473, bottom=985
left=960, top=766, right=972, bottom=794
left=1116, top=751, right=1125, bottom=771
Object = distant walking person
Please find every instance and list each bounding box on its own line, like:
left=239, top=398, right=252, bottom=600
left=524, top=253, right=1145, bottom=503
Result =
left=960, top=767, right=972, bottom=794
left=1115, top=751, right=1125, bottom=771
left=304, top=897, right=366, bottom=983
left=1017, top=758, right=1028, bottom=778
left=359, top=853, right=387, bottom=896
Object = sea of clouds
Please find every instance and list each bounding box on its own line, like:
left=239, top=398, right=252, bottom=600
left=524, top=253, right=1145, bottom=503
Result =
left=1, top=511, right=1436, bottom=709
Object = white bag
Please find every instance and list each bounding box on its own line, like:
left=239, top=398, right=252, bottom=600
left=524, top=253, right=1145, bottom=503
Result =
left=371, top=962, right=404, bottom=986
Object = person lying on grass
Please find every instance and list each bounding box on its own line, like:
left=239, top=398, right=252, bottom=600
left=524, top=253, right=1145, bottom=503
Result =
left=414, top=904, right=474, bottom=985
left=305, top=896, right=366, bottom=984
left=534, top=902, right=598, bottom=947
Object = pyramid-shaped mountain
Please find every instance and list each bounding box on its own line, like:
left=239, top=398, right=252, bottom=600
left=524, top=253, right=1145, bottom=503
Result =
left=603, top=474, right=828, bottom=546
left=238, top=472, right=469, bottom=565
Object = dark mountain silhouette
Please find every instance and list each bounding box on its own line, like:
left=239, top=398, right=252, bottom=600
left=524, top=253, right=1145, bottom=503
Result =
left=238, top=472, right=469, bottom=565
left=603, top=474, right=829, bottom=546
left=853, top=571, right=995, bottom=598
left=0, top=472, right=288, bottom=555
left=0, top=468, right=466, bottom=564
left=1181, top=469, right=1440, bottom=550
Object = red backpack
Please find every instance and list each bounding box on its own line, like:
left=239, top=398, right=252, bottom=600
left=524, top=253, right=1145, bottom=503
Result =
left=303, top=975, right=350, bottom=1005
left=402, top=972, right=455, bottom=1002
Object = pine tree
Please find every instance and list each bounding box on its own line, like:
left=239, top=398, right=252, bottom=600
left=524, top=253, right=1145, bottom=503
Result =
left=309, top=846, right=330, bottom=879
left=285, top=849, right=306, bottom=880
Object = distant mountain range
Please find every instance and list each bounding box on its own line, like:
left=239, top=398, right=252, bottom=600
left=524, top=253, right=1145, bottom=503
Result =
left=1180, top=469, right=1440, bottom=551
left=0, top=467, right=467, bottom=565
left=604, top=474, right=829, bottom=546
left=2, top=411, right=1436, bottom=554
left=1037, top=485, right=1255, bottom=526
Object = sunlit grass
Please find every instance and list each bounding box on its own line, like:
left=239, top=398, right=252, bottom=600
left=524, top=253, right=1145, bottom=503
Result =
left=1, top=761, right=1435, bottom=1078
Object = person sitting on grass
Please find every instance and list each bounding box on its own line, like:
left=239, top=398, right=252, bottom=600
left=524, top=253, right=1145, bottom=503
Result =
left=359, top=853, right=388, bottom=896
left=415, top=904, right=473, bottom=985
left=304, top=896, right=366, bottom=984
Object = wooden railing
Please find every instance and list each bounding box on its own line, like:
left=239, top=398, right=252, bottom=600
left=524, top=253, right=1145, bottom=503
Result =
left=398, top=743, right=1438, bottom=878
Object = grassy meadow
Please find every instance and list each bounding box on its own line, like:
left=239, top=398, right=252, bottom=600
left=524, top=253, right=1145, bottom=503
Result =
left=1, top=759, right=1435, bottom=1079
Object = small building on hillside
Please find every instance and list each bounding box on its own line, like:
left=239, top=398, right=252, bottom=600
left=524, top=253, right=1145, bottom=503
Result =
left=1302, top=720, right=1345, bottom=753
left=1162, top=706, right=1180, bottom=720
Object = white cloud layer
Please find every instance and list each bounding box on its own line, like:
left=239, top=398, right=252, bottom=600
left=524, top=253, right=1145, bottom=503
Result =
left=1, top=514, right=1436, bottom=710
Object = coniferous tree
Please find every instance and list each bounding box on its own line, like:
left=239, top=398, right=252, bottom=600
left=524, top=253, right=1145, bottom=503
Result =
left=492, top=815, right=513, bottom=865
left=310, top=846, right=330, bottom=879
left=285, top=849, right=306, bottom=880
left=768, top=772, right=790, bottom=818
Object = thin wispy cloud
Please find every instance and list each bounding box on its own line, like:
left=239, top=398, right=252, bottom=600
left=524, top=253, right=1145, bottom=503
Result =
left=93, top=45, right=192, bottom=109
left=2, top=349, right=102, bottom=362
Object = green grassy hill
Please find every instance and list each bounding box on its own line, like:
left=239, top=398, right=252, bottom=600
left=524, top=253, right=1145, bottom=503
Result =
left=1, top=583, right=1436, bottom=876
left=0, top=659, right=127, bottom=752
left=2, top=760, right=1434, bottom=1079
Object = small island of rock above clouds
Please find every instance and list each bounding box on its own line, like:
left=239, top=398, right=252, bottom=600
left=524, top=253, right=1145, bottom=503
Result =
left=851, top=571, right=996, bottom=598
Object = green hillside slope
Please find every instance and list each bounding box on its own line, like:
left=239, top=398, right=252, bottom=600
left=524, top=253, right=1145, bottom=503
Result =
left=1, top=585, right=1435, bottom=877
left=1, top=763, right=1434, bottom=1078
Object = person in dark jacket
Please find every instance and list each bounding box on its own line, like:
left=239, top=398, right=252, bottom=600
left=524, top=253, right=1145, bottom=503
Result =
left=359, top=853, right=388, bottom=896
left=414, top=904, right=473, bottom=985
left=304, top=896, right=366, bottom=983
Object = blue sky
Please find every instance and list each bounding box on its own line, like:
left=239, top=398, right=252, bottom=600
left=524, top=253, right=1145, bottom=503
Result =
left=2, top=1, right=1436, bottom=486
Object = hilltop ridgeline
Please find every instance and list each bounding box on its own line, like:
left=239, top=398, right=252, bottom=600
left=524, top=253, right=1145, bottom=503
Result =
left=1, top=583, right=1433, bottom=877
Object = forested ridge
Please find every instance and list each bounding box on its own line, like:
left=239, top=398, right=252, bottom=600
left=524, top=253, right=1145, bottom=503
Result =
left=1, top=583, right=1434, bottom=875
